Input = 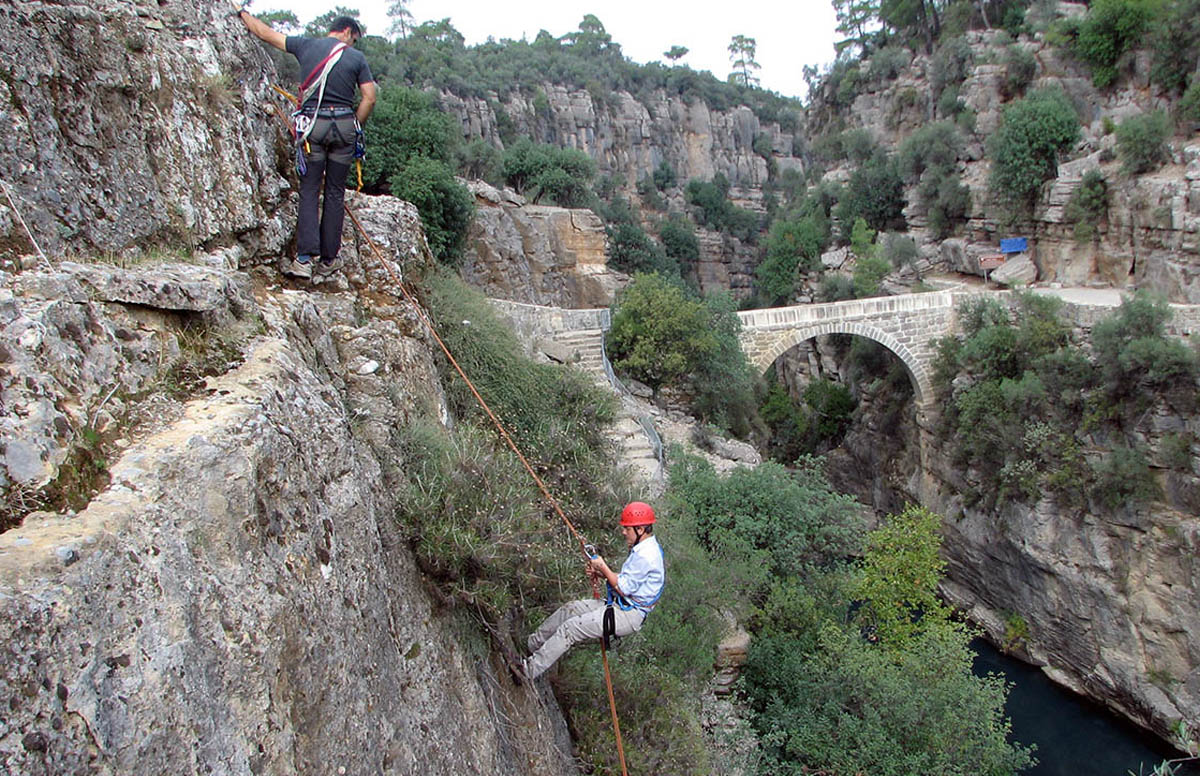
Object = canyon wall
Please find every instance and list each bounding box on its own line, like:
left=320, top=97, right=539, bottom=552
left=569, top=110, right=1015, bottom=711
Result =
left=0, top=199, right=576, bottom=775
left=0, top=2, right=577, bottom=771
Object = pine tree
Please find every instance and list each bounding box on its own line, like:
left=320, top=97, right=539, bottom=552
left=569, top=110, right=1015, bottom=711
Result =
left=386, top=0, right=413, bottom=39
left=833, top=0, right=880, bottom=54
left=727, top=34, right=761, bottom=87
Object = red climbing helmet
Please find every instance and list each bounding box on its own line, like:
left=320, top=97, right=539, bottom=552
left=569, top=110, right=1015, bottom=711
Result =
left=620, top=501, right=656, bottom=526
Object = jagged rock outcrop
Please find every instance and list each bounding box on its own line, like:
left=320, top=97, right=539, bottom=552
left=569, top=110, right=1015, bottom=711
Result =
left=0, top=0, right=290, bottom=263
left=0, top=199, right=577, bottom=775
left=461, top=181, right=623, bottom=306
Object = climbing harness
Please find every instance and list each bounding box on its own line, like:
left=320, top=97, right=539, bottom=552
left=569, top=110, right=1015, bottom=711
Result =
left=272, top=83, right=364, bottom=192
left=289, top=42, right=347, bottom=175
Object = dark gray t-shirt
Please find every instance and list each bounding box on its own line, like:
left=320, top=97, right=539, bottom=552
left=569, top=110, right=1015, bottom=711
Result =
left=285, top=36, right=374, bottom=111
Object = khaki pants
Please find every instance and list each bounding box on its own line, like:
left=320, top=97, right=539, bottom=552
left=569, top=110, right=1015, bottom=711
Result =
left=525, top=599, right=645, bottom=679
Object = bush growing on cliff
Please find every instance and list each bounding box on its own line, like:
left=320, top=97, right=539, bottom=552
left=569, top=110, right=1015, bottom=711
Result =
left=390, top=157, right=476, bottom=264
left=755, top=215, right=824, bottom=305
left=607, top=274, right=760, bottom=436
left=658, top=215, right=700, bottom=266
left=1115, top=110, right=1173, bottom=174
left=362, top=84, right=476, bottom=263
left=1066, top=0, right=1162, bottom=88
left=606, top=222, right=678, bottom=276
left=835, top=153, right=907, bottom=241
left=1150, top=0, right=1200, bottom=94
left=1092, top=291, right=1198, bottom=408
left=1063, top=169, right=1108, bottom=242
left=936, top=290, right=1197, bottom=510
left=684, top=174, right=761, bottom=242
left=987, top=87, right=1081, bottom=217
left=501, top=137, right=596, bottom=206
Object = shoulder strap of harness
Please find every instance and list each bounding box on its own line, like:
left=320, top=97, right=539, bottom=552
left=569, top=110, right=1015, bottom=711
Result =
left=293, top=42, right=348, bottom=144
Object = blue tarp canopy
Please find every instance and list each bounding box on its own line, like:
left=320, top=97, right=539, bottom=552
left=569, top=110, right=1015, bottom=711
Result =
left=1000, top=237, right=1028, bottom=253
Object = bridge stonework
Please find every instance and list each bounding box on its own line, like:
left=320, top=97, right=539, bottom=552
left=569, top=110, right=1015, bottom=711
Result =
left=737, top=291, right=963, bottom=413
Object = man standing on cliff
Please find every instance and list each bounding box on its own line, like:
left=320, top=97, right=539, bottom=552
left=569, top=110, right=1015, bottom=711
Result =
left=522, top=501, right=665, bottom=681
left=235, top=8, right=377, bottom=280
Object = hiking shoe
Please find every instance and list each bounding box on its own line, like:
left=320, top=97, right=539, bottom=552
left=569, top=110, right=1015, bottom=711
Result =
left=314, top=255, right=345, bottom=277
left=283, top=255, right=313, bottom=280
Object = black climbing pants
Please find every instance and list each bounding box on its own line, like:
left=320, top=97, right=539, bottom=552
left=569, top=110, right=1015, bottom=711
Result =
left=296, top=115, right=357, bottom=260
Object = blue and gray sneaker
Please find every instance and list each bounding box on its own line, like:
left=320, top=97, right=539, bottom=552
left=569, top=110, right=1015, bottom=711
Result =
left=315, top=255, right=345, bottom=277
left=283, top=255, right=313, bottom=280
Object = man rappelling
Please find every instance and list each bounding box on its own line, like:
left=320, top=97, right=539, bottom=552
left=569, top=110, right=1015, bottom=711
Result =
left=235, top=7, right=377, bottom=280
left=522, top=501, right=666, bottom=681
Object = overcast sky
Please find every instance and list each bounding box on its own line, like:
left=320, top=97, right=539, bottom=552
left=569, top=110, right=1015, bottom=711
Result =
left=259, top=1, right=839, bottom=99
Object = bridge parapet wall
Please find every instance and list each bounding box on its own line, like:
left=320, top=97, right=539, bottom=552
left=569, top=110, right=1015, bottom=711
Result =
left=488, top=299, right=610, bottom=347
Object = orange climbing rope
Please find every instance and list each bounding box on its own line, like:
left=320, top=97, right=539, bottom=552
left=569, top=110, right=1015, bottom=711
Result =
left=265, top=87, right=631, bottom=772
left=342, top=205, right=631, bottom=776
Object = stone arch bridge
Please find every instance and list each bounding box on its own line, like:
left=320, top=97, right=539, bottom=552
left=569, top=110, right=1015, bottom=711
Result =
left=736, top=291, right=961, bottom=415
left=492, top=289, right=1200, bottom=421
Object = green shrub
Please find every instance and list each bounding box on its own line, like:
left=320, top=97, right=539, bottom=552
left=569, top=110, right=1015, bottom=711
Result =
left=457, top=139, right=503, bottom=184
left=988, top=87, right=1081, bottom=214
left=608, top=275, right=759, bottom=436
left=803, top=378, right=856, bottom=448
left=868, top=45, right=911, bottom=81
left=1091, top=445, right=1161, bottom=508
left=635, top=176, right=666, bottom=211
left=1072, top=0, right=1162, bottom=87
left=743, top=505, right=1035, bottom=776
left=841, top=128, right=879, bottom=165
left=834, top=154, right=907, bottom=240
left=882, top=232, right=920, bottom=273
left=760, top=379, right=810, bottom=464
left=898, top=121, right=963, bottom=182
left=607, top=222, right=677, bottom=276
left=658, top=216, right=700, bottom=264
left=1115, top=110, right=1173, bottom=174
left=1064, top=169, right=1108, bottom=241
left=670, top=451, right=863, bottom=578
left=1161, top=433, right=1195, bottom=470
left=1180, top=80, right=1200, bottom=125
left=390, top=157, right=475, bottom=264
left=1092, top=291, right=1198, bottom=402
left=502, top=137, right=596, bottom=205
left=652, top=159, right=677, bottom=190
left=684, top=174, right=761, bottom=242
left=1150, top=0, right=1200, bottom=94
left=930, top=36, right=974, bottom=99
left=756, top=216, right=825, bottom=304
left=1003, top=44, right=1038, bottom=97
left=363, top=85, right=459, bottom=186
left=689, top=291, right=764, bottom=439
left=820, top=273, right=855, bottom=302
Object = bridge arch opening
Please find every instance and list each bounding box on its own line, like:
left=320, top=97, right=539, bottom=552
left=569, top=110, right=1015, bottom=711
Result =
left=748, top=322, right=935, bottom=408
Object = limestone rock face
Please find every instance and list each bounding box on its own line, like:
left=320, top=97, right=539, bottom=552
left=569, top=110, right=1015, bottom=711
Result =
left=439, top=87, right=796, bottom=190
left=809, top=29, right=1200, bottom=301
left=461, top=181, right=624, bottom=307
left=0, top=198, right=575, bottom=776
left=0, top=0, right=291, bottom=263
left=937, top=495, right=1200, bottom=743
